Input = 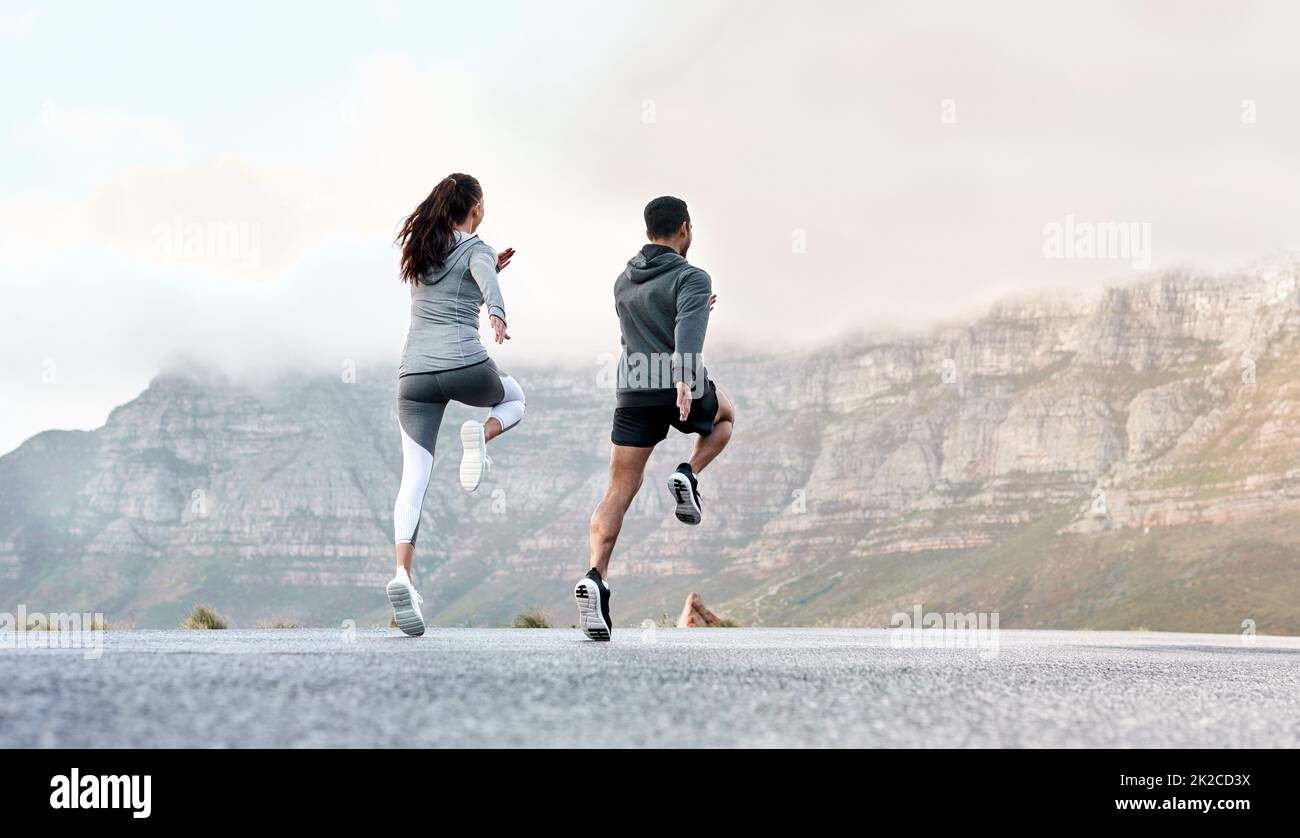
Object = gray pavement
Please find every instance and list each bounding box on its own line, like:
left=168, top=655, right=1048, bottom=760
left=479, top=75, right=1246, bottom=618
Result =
left=3, top=628, right=1298, bottom=747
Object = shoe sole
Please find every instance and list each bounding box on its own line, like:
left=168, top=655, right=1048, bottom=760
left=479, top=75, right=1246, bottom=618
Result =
left=459, top=421, right=486, bottom=493
left=573, top=578, right=610, bottom=641
left=386, top=578, right=426, bottom=637
left=668, top=472, right=702, bottom=525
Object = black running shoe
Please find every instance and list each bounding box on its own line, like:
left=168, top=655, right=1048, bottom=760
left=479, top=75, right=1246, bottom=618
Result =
left=668, top=462, right=702, bottom=525
left=573, top=567, right=612, bottom=641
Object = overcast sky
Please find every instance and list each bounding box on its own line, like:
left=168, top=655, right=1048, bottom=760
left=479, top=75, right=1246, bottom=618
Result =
left=3, top=0, right=1300, bottom=454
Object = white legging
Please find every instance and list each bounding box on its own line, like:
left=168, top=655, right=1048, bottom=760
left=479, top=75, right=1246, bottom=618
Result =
left=393, top=365, right=526, bottom=545
left=490, top=373, right=526, bottom=433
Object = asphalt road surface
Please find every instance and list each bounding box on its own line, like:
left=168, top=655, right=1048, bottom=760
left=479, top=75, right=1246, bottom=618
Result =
left=3, top=628, right=1298, bottom=747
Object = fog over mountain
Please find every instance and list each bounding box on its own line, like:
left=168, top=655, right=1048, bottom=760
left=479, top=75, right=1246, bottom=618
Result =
left=9, top=2, right=1300, bottom=457
left=4, top=259, right=1300, bottom=632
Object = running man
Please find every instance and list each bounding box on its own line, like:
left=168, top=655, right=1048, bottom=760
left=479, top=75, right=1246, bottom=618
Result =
left=386, top=173, right=526, bottom=637
left=574, top=196, right=735, bottom=640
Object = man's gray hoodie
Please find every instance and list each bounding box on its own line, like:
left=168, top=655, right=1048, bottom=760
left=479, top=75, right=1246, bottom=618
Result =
left=614, top=244, right=711, bottom=407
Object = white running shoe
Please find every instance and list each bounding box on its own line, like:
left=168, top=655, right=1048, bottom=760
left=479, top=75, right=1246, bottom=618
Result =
left=386, top=567, right=425, bottom=637
left=459, top=420, right=492, bottom=492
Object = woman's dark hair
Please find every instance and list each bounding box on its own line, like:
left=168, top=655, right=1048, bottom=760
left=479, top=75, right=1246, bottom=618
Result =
left=396, top=173, right=483, bottom=283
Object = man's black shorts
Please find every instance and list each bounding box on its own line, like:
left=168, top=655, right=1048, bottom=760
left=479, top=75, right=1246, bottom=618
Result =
left=611, top=380, right=720, bottom=447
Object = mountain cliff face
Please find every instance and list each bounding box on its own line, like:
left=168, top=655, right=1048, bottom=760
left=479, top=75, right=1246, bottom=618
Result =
left=4, top=261, right=1300, bottom=632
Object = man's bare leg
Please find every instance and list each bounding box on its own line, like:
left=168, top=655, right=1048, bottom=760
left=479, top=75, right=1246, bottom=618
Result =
left=689, top=387, right=735, bottom=473
left=588, top=444, right=655, bottom=578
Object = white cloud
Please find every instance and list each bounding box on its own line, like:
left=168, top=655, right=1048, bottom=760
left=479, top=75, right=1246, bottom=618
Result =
left=8, top=2, right=1300, bottom=454
left=34, top=100, right=188, bottom=165
left=0, top=192, right=90, bottom=274
left=9, top=57, right=496, bottom=281
left=84, top=157, right=313, bottom=280
left=0, top=5, right=53, bottom=42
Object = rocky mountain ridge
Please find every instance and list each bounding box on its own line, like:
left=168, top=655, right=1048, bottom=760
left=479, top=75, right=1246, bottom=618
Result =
left=4, top=259, right=1300, bottom=632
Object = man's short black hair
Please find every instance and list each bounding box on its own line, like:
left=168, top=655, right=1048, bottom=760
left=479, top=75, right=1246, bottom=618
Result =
left=644, top=195, right=690, bottom=239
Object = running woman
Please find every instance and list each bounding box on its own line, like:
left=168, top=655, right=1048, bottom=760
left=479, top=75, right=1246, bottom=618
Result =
left=574, top=196, right=734, bottom=640
left=386, top=173, right=526, bottom=637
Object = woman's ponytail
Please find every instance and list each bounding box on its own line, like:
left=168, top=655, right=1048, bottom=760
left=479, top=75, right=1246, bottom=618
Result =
left=396, top=173, right=483, bottom=283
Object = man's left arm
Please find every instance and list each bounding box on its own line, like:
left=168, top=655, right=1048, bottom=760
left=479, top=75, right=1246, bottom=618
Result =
left=672, top=269, right=712, bottom=406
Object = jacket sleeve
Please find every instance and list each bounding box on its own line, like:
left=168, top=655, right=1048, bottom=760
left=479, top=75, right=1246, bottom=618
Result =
left=672, top=268, right=711, bottom=388
left=468, top=245, right=507, bottom=324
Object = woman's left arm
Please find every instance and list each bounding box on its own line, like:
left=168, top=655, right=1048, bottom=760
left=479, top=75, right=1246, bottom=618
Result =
left=469, top=249, right=510, bottom=343
left=469, top=250, right=507, bottom=324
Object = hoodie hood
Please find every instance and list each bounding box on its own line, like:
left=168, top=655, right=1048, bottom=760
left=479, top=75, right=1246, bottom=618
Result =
left=420, top=234, right=479, bottom=286
left=624, top=246, right=685, bottom=284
